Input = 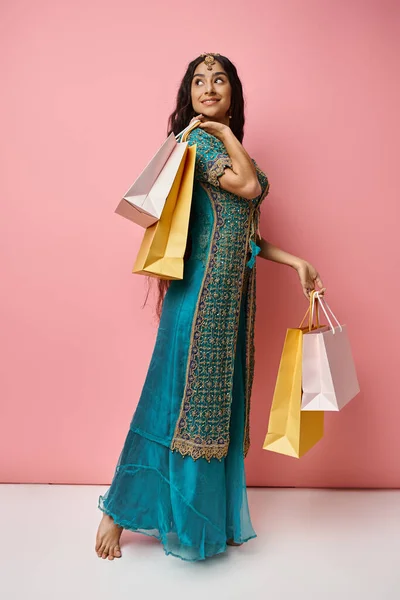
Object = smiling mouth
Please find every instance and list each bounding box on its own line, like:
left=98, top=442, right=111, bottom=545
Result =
left=202, top=99, right=220, bottom=105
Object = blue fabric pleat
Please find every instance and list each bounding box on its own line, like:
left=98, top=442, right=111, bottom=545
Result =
left=98, top=285, right=257, bottom=562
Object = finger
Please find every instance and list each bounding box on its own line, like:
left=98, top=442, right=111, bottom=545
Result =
left=315, top=282, right=326, bottom=294
left=314, top=276, right=324, bottom=288
left=314, top=288, right=327, bottom=298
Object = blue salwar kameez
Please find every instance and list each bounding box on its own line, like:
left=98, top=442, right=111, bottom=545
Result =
left=98, top=126, right=270, bottom=561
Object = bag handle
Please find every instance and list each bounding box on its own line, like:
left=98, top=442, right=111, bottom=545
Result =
left=312, top=292, right=343, bottom=334
left=299, top=290, right=321, bottom=331
left=175, top=119, right=201, bottom=142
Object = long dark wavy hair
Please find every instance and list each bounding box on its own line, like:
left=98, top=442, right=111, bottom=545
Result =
left=144, top=54, right=246, bottom=319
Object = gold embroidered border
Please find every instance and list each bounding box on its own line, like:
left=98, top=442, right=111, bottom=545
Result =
left=171, top=164, right=269, bottom=462
left=170, top=184, right=221, bottom=462
left=254, top=166, right=270, bottom=206
left=243, top=263, right=257, bottom=458
left=170, top=185, right=253, bottom=463
left=208, top=155, right=233, bottom=187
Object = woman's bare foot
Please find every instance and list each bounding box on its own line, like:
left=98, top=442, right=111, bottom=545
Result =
left=95, top=513, right=123, bottom=560
left=227, top=538, right=243, bottom=546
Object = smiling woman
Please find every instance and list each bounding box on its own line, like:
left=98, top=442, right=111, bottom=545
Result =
left=190, top=58, right=262, bottom=199
left=192, top=68, right=231, bottom=113
left=95, top=53, right=324, bottom=563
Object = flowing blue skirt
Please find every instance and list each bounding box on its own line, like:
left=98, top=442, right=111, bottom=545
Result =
left=98, top=281, right=257, bottom=562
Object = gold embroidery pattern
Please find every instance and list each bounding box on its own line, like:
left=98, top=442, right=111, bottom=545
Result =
left=170, top=129, right=270, bottom=461
left=170, top=184, right=253, bottom=462
left=243, top=264, right=256, bottom=457
left=188, top=127, right=234, bottom=189
left=207, top=156, right=233, bottom=187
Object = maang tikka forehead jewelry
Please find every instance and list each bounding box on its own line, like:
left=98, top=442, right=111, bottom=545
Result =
left=200, top=52, right=221, bottom=70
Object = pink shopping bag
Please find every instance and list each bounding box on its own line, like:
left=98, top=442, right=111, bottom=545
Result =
left=301, top=292, right=360, bottom=411
left=114, top=120, right=200, bottom=228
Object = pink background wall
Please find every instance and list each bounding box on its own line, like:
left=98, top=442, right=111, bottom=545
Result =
left=1, top=0, right=399, bottom=487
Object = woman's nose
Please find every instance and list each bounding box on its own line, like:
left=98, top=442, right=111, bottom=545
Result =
left=205, top=81, right=216, bottom=94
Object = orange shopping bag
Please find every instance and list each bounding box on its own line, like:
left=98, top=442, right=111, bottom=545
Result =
left=132, top=121, right=199, bottom=280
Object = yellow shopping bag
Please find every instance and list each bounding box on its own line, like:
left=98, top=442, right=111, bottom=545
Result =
left=263, top=292, right=326, bottom=458
left=132, top=122, right=198, bottom=280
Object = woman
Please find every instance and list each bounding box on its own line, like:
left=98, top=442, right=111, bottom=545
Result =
left=95, top=53, right=325, bottom=562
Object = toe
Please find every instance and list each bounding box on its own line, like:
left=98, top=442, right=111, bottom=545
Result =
left=114, top=545, right=122, bottom=558
left=95, top=532, right=102, bottom=553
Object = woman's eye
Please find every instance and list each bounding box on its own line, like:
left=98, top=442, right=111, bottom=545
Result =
left=194, top=77, right=225, bottom=85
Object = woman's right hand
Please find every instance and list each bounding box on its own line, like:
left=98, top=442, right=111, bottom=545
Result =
left=189, top=114, right=230, bottom=141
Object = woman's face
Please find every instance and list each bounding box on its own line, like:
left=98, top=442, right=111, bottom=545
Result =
left=191, top=60, right=232, bottom=125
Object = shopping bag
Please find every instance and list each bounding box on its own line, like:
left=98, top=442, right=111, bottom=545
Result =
left=132, top=122, right=198, bottom=280
left=263, top=292, right=325, bottom=458
left=301, top=292, right=360, bottom=411
left=115, top=120, right=200, bottom=228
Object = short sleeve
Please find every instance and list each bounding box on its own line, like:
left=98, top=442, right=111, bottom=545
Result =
left=186, top=127, right=233, bottom=188
left=250, top=158, right=270, bottom=202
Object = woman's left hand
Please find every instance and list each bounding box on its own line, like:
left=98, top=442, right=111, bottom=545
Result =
left=296, top=259, right=326, bottom=300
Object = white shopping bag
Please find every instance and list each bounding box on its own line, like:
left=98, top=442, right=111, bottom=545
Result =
left=301, top=292, right=360, bottom=411
left=114, top=120, right=200, bottom=228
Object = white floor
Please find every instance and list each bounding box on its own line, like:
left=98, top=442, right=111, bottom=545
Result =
left=1, top=485, right=399, bottom=600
